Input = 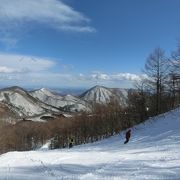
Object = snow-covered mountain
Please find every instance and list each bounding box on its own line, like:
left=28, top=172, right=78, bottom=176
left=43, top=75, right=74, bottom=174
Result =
left=0, top=108, right=180, bottom=179
left=0, top=85, right=130, bottom=123
left=0, top=86, right=45, bottom=117
left=110, top=88, right=129, bottom=105
left=30, top=88, right=91, bottom=112
left=0, top=86, right=61, bottom=121
left=80, top=85, right=129, bottom=105
left=30, top=88, right=63, bottom=107
left=0, top=102, right=19, bottom=123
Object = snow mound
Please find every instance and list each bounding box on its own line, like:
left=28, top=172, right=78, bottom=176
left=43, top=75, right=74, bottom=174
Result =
left=0, top=108, right=180, bottom=179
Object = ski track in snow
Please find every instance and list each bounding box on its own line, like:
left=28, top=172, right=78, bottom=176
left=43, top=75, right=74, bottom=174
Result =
left=0, top=108, right=180, bottom=179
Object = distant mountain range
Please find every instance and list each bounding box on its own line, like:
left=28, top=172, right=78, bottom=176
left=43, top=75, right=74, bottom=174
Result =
left=0, top=85, right=131, bottom=123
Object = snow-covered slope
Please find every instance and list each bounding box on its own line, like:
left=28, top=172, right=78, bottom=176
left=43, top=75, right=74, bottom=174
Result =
left=31, top=88, right=91, bottom=112
left=80, top=85, right=129, bottom=105
left=0, top=108, right=180, bottom=179
left=30, top=88, right=63, bottom=103
left=80, top=85, right=113, bottom=103
left=111, top=88, right=129, bottom=106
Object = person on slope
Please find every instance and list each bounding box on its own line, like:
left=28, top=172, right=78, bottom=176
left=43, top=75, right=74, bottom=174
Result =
left=69, top=138, right=74, bottom=148
left=124, top=129, right=131, bottom=144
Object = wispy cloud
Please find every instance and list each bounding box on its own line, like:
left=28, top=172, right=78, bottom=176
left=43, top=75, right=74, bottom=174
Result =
left=0, top=53, right=55, bottom=73
left=111, top=73, right=143, bottom=81
left=0, top=0, right=95, bottom=46
left=0, top=66, right=16, bottom=73
left=59, top=25, right=96, bottom=33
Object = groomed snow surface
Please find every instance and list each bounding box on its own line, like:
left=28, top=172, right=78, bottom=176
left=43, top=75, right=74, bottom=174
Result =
left=0, top=108, right=180, bottom=180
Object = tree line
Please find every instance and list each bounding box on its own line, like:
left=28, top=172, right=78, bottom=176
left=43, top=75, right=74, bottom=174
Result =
left=132, top=45, right=179, bottom=120
left=0, top=99, right=143, bottom=154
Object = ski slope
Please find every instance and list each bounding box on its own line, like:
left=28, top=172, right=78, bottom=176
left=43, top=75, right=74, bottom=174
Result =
left=0, top=108, right=180, bottom=180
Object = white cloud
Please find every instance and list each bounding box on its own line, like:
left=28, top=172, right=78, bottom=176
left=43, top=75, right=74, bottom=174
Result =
left=88, top=72, right=144, bottom=82
left=75, top=72, right=146, bottom=88
left=0, top=53, right=55, bottom=73
left=111, top=73, right=142, bottom=81
left=0, top=0, right=95, bottom=46
left=0, top=66, right=16, bottom=73
left=78, top=73, right=86, bottom=80
left=91, top=73, right=110, bottom=81
left=59, top=25, right=96, bottom=33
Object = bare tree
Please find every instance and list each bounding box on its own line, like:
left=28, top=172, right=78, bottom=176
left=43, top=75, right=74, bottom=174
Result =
left=143, top=48, right=169, bottom=115
left=170, top=43, right=180, bottom=107
left=130, top=79, right=148, bottom=121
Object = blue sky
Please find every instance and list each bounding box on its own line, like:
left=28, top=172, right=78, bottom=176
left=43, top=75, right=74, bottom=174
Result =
left=0, top=0, right=180, bottom=88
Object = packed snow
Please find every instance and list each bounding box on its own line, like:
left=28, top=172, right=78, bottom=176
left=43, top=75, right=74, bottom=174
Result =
left=0, top=108, right=180, bottom=180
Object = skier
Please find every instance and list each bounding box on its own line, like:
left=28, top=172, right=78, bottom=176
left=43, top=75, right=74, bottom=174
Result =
left=124, top=129, right=131, bottom=144
left=69, top=138, right=74, bottom=148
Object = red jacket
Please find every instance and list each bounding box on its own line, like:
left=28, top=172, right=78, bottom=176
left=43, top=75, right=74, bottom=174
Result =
left=126, top=130, right=131, bottom=139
